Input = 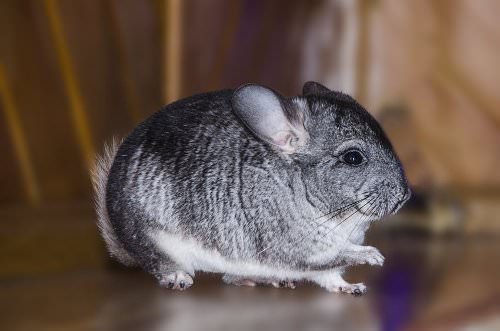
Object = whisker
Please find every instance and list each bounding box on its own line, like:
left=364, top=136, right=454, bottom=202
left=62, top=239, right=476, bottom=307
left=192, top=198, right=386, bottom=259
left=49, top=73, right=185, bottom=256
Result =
left=311, top=195, right=371, bottom=226
left=309, top=197, right=379, bottom=248
left=307, top=196, right=374, bottom=235
left=253, top=195, right=372, bottom=258
left=331, top=196, right=377, bottom=230
left=313, top=192, right=373, bottom=221
left=313, top=195, right=378, bottom=245
left=345, top=196, right=380, bottom=243
left=313, top=204, right=375, bottom=249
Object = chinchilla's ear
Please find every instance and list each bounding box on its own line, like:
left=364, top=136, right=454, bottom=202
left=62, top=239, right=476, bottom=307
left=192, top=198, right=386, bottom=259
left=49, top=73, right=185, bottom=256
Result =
left=303, top=81, right=330, bottom=96
left=232, top=84, right=307, bottom=154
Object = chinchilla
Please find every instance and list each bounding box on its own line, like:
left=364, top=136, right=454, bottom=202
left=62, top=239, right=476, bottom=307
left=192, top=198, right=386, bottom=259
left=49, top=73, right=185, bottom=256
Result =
left=92, top=81, right=410, bottom=295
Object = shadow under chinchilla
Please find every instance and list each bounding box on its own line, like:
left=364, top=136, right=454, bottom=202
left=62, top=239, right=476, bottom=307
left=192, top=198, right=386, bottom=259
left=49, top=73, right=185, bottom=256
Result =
left=94, top=273, right=379, bottom=331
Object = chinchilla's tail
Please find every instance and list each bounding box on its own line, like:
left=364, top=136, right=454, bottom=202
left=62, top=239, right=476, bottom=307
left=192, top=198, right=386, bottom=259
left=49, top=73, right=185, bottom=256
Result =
left=91, top=138, right=137, bottom=266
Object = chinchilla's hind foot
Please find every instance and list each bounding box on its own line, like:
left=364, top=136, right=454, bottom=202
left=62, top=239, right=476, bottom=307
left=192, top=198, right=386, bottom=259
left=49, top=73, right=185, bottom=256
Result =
left=271, top=280, right=297, bottom=289
left=158, top=270, right=194, bottom=291
left=222, top=275, right=257, bottom=287
left=222, top=275, right=297, bottom=289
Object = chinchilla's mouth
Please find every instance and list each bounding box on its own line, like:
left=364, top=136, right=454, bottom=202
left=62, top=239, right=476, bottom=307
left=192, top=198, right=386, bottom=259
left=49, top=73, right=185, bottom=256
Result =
left=389, top=190, right=411, bottom=214
left=389, top=197, right=408, bottom=214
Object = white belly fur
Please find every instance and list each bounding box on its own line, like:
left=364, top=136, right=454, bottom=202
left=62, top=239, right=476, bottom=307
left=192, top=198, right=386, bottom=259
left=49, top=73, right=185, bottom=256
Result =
left=151, top=232, right=336, bottom=280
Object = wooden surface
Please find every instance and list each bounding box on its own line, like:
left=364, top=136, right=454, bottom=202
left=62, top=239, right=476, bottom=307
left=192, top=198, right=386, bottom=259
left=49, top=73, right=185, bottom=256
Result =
left=1, top=225, right=499, bottom=330
left=0, top=204, right=105, bottom=278
left=1, top=2, right=499, bottom=329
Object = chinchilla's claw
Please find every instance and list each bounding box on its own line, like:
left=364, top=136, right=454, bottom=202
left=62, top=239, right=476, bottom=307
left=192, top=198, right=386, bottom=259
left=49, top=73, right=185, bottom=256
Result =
left=159, top=271, right=193, bottom=291
left=272, top=280, right=296, bottom=289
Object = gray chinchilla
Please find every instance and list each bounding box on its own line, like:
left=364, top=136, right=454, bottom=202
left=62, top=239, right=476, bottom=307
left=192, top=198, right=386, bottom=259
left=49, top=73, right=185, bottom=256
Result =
left=92, top=82, right=410, bottom=295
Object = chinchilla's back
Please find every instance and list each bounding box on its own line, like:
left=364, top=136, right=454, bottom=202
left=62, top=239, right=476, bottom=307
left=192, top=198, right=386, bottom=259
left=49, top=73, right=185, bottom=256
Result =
left=103, top=89, right=291, bottom=263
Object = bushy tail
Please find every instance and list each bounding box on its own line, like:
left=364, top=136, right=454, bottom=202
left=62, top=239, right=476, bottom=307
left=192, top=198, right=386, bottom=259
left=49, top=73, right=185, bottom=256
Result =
left=91, top=138, right=136, bottom=266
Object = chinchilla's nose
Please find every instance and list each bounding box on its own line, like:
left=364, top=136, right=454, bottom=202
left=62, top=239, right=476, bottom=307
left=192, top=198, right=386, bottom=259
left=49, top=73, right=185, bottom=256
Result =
left=391, top=164, right=411, bottom=212
left=395, top=181, right=412, bottom=210
left=397, top=179, right=411, bottom=203
left=400, top=187, right=412, bottom=208
left=395, top=163, right=410, bottom=200
left=403, top=186, right=412, bottom=202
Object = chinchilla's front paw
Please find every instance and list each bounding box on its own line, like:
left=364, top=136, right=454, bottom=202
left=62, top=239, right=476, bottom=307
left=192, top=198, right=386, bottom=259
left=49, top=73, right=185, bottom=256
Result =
left=271, top=280, right=297, bottom=289
left=328, top=282, right=367, bottom=296
left=310, top=271, right=367, bottom=296
left=357, top=246, right=385, bottom=266
left=158, top=270, right=194, bottom=290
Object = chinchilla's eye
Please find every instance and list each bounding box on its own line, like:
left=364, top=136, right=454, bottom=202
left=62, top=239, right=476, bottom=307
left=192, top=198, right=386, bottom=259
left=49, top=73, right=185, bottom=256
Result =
left=341, top=150, right=365, bottom=166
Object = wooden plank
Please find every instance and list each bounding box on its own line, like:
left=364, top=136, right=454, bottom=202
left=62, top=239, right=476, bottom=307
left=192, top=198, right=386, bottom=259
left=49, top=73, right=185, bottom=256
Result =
left=43, top=0, right=95, bottom=168
left=164, top=0, right=183, bottom=103
left=0, top=64, right=41, bottom=205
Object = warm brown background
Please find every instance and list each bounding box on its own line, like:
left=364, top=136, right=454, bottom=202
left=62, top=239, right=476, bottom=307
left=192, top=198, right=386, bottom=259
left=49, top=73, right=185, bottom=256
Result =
left=2, top=0, right=499, bottom=208
left=1, top=1, right=499, bottom=330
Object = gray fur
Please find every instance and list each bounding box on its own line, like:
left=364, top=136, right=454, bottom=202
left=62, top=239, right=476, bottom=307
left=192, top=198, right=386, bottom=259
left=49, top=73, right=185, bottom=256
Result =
left=91, top=138, right=136, bottom=266
left=95, top=82, right=410, bottom=293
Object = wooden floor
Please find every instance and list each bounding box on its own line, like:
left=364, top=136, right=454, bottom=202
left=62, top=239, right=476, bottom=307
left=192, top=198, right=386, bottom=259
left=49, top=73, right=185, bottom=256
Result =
left=1, top=233, right=499, bottom=331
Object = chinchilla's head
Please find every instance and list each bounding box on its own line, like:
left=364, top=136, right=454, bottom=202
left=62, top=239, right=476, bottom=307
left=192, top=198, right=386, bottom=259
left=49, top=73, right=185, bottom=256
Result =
left=232, top=82, right=411, bottom=221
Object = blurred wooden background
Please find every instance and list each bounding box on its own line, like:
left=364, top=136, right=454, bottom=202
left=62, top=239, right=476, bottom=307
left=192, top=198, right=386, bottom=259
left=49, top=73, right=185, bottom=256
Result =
left=0, top=0, right=499, bottom=216
left=1, top=3, right=499, bottom=329
left=0, top=0, right=325, bottom=206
